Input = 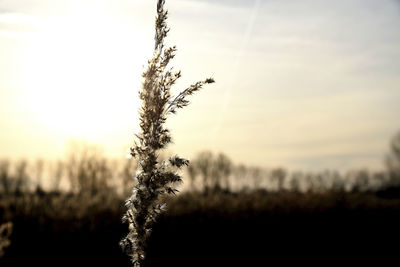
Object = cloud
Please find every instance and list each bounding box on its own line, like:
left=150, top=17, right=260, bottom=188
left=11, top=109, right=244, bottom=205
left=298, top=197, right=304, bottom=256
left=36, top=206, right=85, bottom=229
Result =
left=178, top=0, right=253, bottom=7
left=0, top=12, right=43, bottom=37
left=0, top=12, right=36, bottom=24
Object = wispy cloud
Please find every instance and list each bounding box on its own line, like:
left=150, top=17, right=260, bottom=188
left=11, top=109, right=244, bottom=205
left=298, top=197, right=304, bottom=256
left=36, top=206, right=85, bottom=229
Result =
left=0, top=12, right=43, bottom=38
left=0, top=12, right=36, bottom=24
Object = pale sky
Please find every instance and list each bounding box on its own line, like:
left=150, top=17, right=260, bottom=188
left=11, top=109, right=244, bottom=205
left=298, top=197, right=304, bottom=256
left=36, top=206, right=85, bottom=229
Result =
left=0, top=0, right=399, bottom=171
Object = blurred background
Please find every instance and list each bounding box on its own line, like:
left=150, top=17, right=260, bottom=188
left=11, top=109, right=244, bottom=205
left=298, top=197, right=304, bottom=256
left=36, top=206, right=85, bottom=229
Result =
left=1, top=0, right=400, bottom=266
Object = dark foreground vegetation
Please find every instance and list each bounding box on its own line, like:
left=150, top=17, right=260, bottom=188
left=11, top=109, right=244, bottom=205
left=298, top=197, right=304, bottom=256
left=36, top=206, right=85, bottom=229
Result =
left=0, top=131, right=399, bottom=266
left=0, top=189, right=399, bottom=267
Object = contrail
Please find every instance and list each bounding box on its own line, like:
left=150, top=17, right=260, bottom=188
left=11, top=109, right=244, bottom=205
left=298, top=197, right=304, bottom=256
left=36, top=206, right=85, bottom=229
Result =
left=213, top=0, right=262, bottom=140
left=234, top=0, right=262, bottom=69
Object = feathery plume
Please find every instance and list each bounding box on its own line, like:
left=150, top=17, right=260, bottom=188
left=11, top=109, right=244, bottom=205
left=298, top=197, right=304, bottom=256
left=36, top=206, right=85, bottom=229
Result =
left=120, top=1, right=214, bottom=266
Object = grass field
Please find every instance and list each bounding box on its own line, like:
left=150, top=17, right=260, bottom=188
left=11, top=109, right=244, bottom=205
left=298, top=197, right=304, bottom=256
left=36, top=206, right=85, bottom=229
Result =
left=1, top=189, right=399, bottom=267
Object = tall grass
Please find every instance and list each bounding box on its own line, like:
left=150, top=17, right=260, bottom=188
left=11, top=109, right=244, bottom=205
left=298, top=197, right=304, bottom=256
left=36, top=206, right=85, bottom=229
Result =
left=119, top=0, right=214, bottom=266
left=0, top=222, right=12, bottom=258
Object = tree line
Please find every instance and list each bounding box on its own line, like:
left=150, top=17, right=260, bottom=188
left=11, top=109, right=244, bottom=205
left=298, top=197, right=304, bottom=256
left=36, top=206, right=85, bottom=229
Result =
left=0, top=131, right=399, bottom=196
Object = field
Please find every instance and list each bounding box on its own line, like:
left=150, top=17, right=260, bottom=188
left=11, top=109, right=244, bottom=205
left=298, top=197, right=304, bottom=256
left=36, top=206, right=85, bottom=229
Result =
left=1, top=150, right=400, bottom=266
left=1, top=187, right=399, bottom=267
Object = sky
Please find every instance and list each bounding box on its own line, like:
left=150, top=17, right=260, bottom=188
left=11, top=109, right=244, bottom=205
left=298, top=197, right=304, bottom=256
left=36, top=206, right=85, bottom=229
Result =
left=0, top=0, right=399, bottom=171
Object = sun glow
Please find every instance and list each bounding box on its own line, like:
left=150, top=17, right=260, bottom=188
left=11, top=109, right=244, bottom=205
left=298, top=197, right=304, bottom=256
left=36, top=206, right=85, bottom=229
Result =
left=19, top=6, right=151, bottom=140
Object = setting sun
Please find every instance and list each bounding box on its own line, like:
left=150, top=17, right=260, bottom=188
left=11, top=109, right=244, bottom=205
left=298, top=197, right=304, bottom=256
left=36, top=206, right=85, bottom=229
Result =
left=17, top=5, right=150, bottom=139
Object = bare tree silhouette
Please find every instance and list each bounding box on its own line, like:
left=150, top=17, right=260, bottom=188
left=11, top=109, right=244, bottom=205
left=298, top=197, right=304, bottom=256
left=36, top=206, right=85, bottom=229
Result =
left=271, top=167, right=287, bottom=191
left=0, top=160, right=11, bottom=194
left=386, top=131, right=400, bottom=187
left=14, top=160, right=28, bottom=193
left=34, top=159, right=44, bottom=192
left=187, top=162, right=198, bottom=191
left=51, top=160, right=64, bottom=192
left=211, top=153, right=232, bottom=191
left=196, top=151, right=214, bottom=191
